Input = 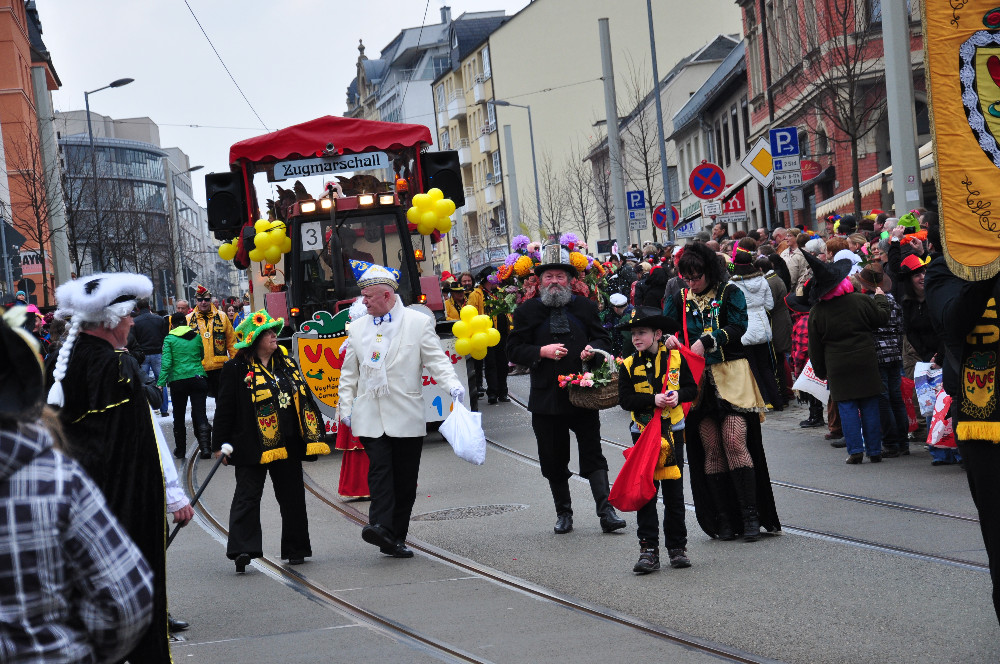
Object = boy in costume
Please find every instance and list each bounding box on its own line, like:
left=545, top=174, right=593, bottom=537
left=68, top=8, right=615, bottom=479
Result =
left=618, top=306, right=698, bottom=573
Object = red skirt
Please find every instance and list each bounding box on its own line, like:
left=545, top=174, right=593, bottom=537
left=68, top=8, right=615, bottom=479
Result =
left=335, top=422, right=370, bottom=498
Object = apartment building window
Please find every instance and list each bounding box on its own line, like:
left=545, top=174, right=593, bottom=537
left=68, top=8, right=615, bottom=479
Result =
left=798, top=129, right=810, bottom=157
left=741, top=97, right=751, bottom=150
left=432, top=55, right=450, bottom=79
left=694, top=135, right=700, bottom=163
left=678, top=145, right=686, bottom=192
left=497, top=206, right=506, bottom=235
left=435, top=84, right=445, bottom=112
left=481, top=46, right=491, bottom=79
left=730, top=104, right=741, bottom=159
left=715, top=120, right=724, bottom=166
left=486, top=101, right=496, bottom=129
left=442, top=129, right=450, bottom=150
left=721, top=114, right=732, bottom=166
left=492, top=151, right=501, bottom=183
left=748, top=28, right=763, bottom=99
left=452, top=30, right=458, bottom=48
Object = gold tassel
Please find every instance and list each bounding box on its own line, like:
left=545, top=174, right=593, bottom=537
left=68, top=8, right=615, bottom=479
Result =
left=956, top=421, right=1000, bottom=443
left=305, top=442, right=332, bottom=456
left=259, top=447, right=289, bottom=464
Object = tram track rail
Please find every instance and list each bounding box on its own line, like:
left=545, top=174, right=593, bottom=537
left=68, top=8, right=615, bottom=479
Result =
left=501, top=393, right=987, bottom=571
left=181, top=447, right=783, bottom=664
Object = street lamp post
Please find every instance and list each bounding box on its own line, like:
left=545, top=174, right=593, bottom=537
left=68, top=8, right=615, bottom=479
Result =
left=165, top=164, right=203, bottom=304
left=84, top=77, right=133, bottom=271
left=493, top=100, right=544, bottom=244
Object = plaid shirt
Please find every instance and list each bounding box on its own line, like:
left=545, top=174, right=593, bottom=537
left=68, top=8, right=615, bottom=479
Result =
left=866, top=292, right=904, bottom=365
left=0, top=423, right=153, bottom=663
left=790, top=311, right=810, bottom=377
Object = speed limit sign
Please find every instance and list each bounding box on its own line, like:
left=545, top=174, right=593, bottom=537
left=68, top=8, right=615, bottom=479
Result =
left=300, top=221, right=323, bottom=251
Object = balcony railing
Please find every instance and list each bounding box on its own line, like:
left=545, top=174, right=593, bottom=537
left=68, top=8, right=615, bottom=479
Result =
left=473, top=74, right=486, bottom=103
left=447, top=89, right=466, bottom=120
left=457, top=138, right=471, bottom=166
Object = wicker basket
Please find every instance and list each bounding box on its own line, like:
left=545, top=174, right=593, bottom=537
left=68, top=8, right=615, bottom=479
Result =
left=568, top=348, right=619, bottom=410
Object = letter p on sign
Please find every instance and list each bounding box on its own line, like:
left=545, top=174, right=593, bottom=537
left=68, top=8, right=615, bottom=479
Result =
left=769, top=127, right=799, bottom=158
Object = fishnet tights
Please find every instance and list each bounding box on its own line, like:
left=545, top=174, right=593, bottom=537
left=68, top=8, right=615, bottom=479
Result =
left=700, top=414, right=754, bottom=474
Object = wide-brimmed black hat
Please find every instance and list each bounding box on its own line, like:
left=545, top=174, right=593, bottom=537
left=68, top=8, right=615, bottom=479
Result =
left=801, top=250, right=853, bottom=304
left=476, top=266, right=496, bottom=283
left=534, top=243, right=578, bottom=278
left=447, top=283, right=467, bottom=294
left=0, top=308, right=44, bottom=421
left=617, top=306, right=680, bottom=334
left=784, top=282, right=813, bottom=313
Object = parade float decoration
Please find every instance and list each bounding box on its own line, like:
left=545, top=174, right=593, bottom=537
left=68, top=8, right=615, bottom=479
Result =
left=217, top=237, right=239, bottom=261
left=406, top=187, right=455, bottom=236
left=248, top=219, right=293, bottom=264
left=925, top=3, right=1000, bottom=279
left=451, top=304, right=501, bottom=361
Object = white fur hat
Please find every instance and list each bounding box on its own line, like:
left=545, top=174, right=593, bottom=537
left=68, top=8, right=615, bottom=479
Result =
left=48, top=272, right=153, bottom=407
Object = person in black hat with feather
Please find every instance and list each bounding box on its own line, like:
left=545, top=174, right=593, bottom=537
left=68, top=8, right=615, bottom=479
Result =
left=507, top=245, right=625, bottom=535
left=803, top=252, right=891, bottom=463
left=617, top=307, right=698, bottom=573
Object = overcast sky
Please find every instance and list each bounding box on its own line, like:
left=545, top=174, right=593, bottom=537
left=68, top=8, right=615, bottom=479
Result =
left=36, top=0, right=531, bottom=206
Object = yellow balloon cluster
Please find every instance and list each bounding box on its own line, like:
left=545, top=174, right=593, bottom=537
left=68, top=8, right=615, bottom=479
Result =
left=249, top=219, right=292, bottom=264
left=452, top=305, right=500, bottom=361
left=406, top=187, right=454, bottom=235
left=217, top=237, right=239, bottom=261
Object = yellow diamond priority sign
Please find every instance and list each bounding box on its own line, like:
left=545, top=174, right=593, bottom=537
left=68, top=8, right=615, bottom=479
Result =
left=741, top=137, right=774, bottom=187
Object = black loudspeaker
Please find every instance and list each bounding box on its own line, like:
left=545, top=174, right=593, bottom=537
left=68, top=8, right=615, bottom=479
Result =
left=420, top=151, right=465, bottom=207
left=205, top=171, right=247, bottom=239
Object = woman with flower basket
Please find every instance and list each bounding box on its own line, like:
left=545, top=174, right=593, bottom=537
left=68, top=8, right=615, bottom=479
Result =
left=507, top=245, right=626, bottom=535
left=662, top=242, right=780, bottom=542
left=213, top=310, right=331, bottom=572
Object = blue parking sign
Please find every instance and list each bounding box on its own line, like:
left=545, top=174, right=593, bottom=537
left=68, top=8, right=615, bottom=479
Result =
left=626, top=190, right=645, bottom=211
left=769, top=127, right=799, bottom=157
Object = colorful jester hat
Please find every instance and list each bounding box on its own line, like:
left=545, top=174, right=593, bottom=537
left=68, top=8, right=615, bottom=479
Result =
left=234, top=309, right=285, bottom=349
left=194, top=284, right=211, bottom=299
left=351, top=260, right=401, bottom=291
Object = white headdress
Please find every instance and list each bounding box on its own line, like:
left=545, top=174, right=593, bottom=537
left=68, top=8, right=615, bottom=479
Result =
left=47, top=272, right=153, bottom=407
left=356, top=264, right=399, bottom=291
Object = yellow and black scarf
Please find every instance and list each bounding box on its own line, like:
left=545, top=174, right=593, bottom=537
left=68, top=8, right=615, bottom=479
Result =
left=956, top=296, right=1000, bottom=442
left=246, top=354, right=330, bottom=464
left=622, top=345, right=683, bottom=481
left=194, top=311, right=229, bottom=357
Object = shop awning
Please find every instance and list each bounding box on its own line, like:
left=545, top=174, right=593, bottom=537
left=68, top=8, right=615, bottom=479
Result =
left=720, top=172, right=753, bottom=203
left=815, top=142, right=934, bottom=217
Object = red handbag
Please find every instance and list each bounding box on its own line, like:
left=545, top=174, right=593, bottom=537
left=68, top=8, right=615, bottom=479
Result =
left=609, top=356, right=672, bottom=512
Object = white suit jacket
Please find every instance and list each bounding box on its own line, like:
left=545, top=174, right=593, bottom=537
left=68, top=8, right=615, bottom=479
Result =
left=339, top=307, right=461, bottom=439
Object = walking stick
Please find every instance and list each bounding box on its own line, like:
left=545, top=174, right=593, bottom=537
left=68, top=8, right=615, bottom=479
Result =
left=167, top=443, right=233, bottom=548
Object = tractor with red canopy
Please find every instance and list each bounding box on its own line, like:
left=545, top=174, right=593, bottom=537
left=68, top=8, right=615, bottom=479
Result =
left=207, top=115, right=471, bottom=430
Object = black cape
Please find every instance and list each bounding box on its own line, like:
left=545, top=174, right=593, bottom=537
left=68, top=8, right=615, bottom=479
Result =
left=48, top=334, right=171, bottom=663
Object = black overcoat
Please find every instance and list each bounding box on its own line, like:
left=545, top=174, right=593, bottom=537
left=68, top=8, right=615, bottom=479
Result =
left=507, top=295, right=611, bottom=415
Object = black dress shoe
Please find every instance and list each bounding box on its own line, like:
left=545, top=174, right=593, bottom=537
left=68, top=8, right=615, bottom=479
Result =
left=379, top=542, right=414, bottom=558
left=287, top=557, right=306, bottom=565
left=869, top=454, right=882, bottom=463
left=554, top=513, right=573, bottom=534
left=361, top=524, right=395, bottom=549
left=234, top=553, right=251, bottom=574
left=173, top=448, right=186, bottom=459
left=168, top=614, right=189, bottom=633
left=488, top=397, right=498, bottom=405
left=498, top=396, right=510, bottom=402
left=845, top=453, right=864, bottom=464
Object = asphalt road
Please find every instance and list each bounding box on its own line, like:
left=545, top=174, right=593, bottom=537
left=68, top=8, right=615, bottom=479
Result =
left=162, top=374, right=999, bottom=663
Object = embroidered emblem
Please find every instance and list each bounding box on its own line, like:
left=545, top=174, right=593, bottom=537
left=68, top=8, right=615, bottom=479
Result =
left=278, top=391, right=292, bottom=409
left=371, top=351, right=381, bottom=362
left=959, top=18, right=1000, bottom=168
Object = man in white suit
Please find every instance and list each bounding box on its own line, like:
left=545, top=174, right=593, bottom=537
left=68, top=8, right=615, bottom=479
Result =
left=339, top=264, right=464, bottom=558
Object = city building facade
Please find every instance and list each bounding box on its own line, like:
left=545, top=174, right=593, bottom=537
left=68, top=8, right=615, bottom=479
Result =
left=738, top=0, right=929, bottom=227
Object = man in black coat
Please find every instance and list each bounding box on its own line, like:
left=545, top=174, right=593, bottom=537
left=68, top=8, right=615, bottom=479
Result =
left=131, top=297, right=170, bottom=416
left=507, top=249, right=626, bottom=535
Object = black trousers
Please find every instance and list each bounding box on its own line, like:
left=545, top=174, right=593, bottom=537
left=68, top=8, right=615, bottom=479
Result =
left=634, top=428, right=687, bottom=550
left=484, top=342, right=509, bottom=399
left=205, top=369, right=222, bottom=398
left=362, top=435, right=424, bottom=541
left=168, top=375, right=209, bottom=448
left=227, top=458, right=311, bottom=561
left=473, top=358, right=485, bottom=390
left=957, top=438, right=1000, bottom=624
left=531, top=409, right=608, bottom=482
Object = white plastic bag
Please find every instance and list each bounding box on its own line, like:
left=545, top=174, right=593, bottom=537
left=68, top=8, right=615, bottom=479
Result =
left=439, top=399, right=487, bottom=465
left=792, top=359, right=829, bottom=403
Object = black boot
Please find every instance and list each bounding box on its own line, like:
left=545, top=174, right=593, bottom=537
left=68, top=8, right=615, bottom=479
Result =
left=705, top=473, right=737, bottom=540
left=730, top=467, right=760, bottom=542
left=173, top=423, right=186, bottom=459
left=196, top=426, right=212, bottom=460
left=588, top=469, right=626, bottom=533
left=633, top=541, right=660, bottom=574
left=549, top=480, right=573, bottom=534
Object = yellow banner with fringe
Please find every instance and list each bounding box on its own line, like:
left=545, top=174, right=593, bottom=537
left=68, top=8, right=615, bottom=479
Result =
left=925, top=3, right=1000, bottom=280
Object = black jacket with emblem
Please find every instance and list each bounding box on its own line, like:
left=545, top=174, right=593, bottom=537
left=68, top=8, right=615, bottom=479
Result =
left=507, top=295, right=611, bottom=414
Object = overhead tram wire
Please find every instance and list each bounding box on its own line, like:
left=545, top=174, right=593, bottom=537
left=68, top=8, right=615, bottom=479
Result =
left=182, top=0, right=270, bottom=132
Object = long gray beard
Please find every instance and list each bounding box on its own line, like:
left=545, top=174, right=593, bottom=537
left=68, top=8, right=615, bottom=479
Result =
left=540, top=283, right=572, bottom=307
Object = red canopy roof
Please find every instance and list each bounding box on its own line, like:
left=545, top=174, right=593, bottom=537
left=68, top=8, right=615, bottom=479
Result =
left=228, top=115, right=433, bottom=167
